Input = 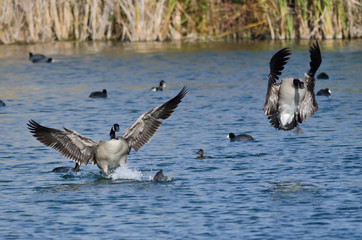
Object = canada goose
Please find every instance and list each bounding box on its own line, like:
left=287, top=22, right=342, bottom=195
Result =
left=29, top=52, right=53, bottom=63
left=317, top=88, right=331, bottom=96
left=28, top=87, right=188, bottom=175
left=51, top=124, right=120, bottom=173
left=153, top=169, right=171, bottom=181
left=227, top=133, right=254, bottom=141
left=264, top=42, right=322, bottom=131
left=0, top=100, right=5, bottom=107
left=89, top=89, right=107, bottom=98
left=317, top=72, right=329, bottom=79
left=151, top=80, right=166, bottom=91
left=196, top=149, right=211, bottom=159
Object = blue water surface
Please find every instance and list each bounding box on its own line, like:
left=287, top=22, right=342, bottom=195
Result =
left=0, top=40, right=361, bottom=239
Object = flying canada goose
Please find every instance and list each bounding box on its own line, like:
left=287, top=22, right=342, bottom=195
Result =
left=52, top=124, right=120, bottom=173
left=264, top=42, right=322, bottom=131
left=227, top=133, right=254, bottom=141
left=28, top=87, right=188, bottom=175
left=29, top=52, right=53, bottom=63
left=316, top=88, right=331, bottom=96
left=196, top=149, right=211, bottom=159
left=89, top=89, right=107, bottom=98
left=151, top=80, right=166, bottom=91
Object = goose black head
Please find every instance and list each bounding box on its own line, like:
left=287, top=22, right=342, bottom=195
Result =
left=293, top=79, right=305, bottom=89
left=112, top=124, right=120, bottom=132
left=110, top=124, right=120, bottom=139
left=103, top=89, right=107, bottom=94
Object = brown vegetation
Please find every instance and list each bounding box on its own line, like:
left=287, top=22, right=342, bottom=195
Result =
left=0, top=0, right=361, bottom=44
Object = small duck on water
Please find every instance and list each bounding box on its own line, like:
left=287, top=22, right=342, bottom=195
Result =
left=153, top=170, right=172, bottom=181
left=196, top=149, right=211, bottom=159
left=89, top=89, right=107, bottom=98
left=227, top=133, right=254, bottom=141
left=151, top=80, right=166, bottom=91
left=29, top=52, right=53, bottom=63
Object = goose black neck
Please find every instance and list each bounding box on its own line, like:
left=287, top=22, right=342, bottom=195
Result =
left=110, top=129, right=116, bottom=139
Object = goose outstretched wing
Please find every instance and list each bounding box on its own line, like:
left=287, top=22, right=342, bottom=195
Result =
left=123, top=87, right=188, bottom=151
left=264, top=48, right=291, bottom=115
left=27, top=120, right=98, bottom=165
left=299, top=42, right=321, bottom=122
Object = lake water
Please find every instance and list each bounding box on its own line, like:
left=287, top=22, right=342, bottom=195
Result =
left=0, top=40, right=361, bottom=239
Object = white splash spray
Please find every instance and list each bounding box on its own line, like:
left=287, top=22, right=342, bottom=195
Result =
left=107, top=166, right=143, bottom=181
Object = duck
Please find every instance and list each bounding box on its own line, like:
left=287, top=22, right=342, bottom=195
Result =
left=28, top=87, right=188, bottom=175
left=317, top=72, right=329, bottom=79
left=89, top=89, right=107, bottom=98
left=227, top=133, right=254, bottom=141
left=317, top=88, right=331, bottom=96
left=153, top=169, right=171, bottom=181
left=51, top=124, right=120, bottom=173
left=196, top=149, right=211, bottom=159
left=151, top=80, right=166, bottom=91
left=264, top=42, right=322, bottom=131
left=29, top=52, right=53, bottom=63
left=0, top=100, right=5, bottom=107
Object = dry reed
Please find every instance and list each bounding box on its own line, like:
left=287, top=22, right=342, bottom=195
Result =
left=0, top=0, right=360, bottom=44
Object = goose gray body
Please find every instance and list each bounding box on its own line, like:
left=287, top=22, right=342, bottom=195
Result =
left=28, top=87, right=188, bottom=175
left=264, top=42, right=322, bottom=131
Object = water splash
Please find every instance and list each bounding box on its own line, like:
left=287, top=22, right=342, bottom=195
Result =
left=107, top=166, right=143, bottom=181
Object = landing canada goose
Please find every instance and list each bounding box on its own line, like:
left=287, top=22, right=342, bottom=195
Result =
left=0, top=100, right=5, bottom=107
left=227, top=133, right=254, bottom=141
left=264, top=42, right=322, bottom=131
left=196, top=149, right=211, bottom=159
left=28, top=87, right=188, bottom=175
left=151, top=80, right=166, bottom=91
left=153, top=169, right=171, bottom=181
left=317, top=72, right=329, bottom=79
left=89, top=89, right=107, bottom=98
left=51, top=124, right=120, bottom=173
left=29, top=52, right=53, bottom=63
left=317, top=88, right=331, bottom=96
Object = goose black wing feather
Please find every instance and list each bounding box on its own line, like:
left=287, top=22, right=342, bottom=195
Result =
left=264, top=48, right=291, bottom=115
left=124, top=87, right=188, bottom=151
left=299, top=42, right=321, bottom=122
left=27, top=120, right=97, bottom=165
left=268, top=48, right=291, bottom=83
left=307, top=41, right=322, bottom=77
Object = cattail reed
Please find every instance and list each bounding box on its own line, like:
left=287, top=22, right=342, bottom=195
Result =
left=0, top=0, right=360, bottom=44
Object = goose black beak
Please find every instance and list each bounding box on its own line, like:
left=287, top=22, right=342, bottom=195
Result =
left=113, top=124, right=120, bottom=132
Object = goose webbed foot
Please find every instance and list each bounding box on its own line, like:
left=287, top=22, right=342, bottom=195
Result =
left=73, top=163, right=80, bottom=172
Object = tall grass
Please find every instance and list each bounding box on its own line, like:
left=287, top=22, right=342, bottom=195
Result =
left=0, top=0, right=360, bottom=44
left=258, top=0, right=362, bottom=40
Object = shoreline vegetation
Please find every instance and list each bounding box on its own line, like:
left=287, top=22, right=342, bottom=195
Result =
left=0, top=0, right=361, bottom=44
